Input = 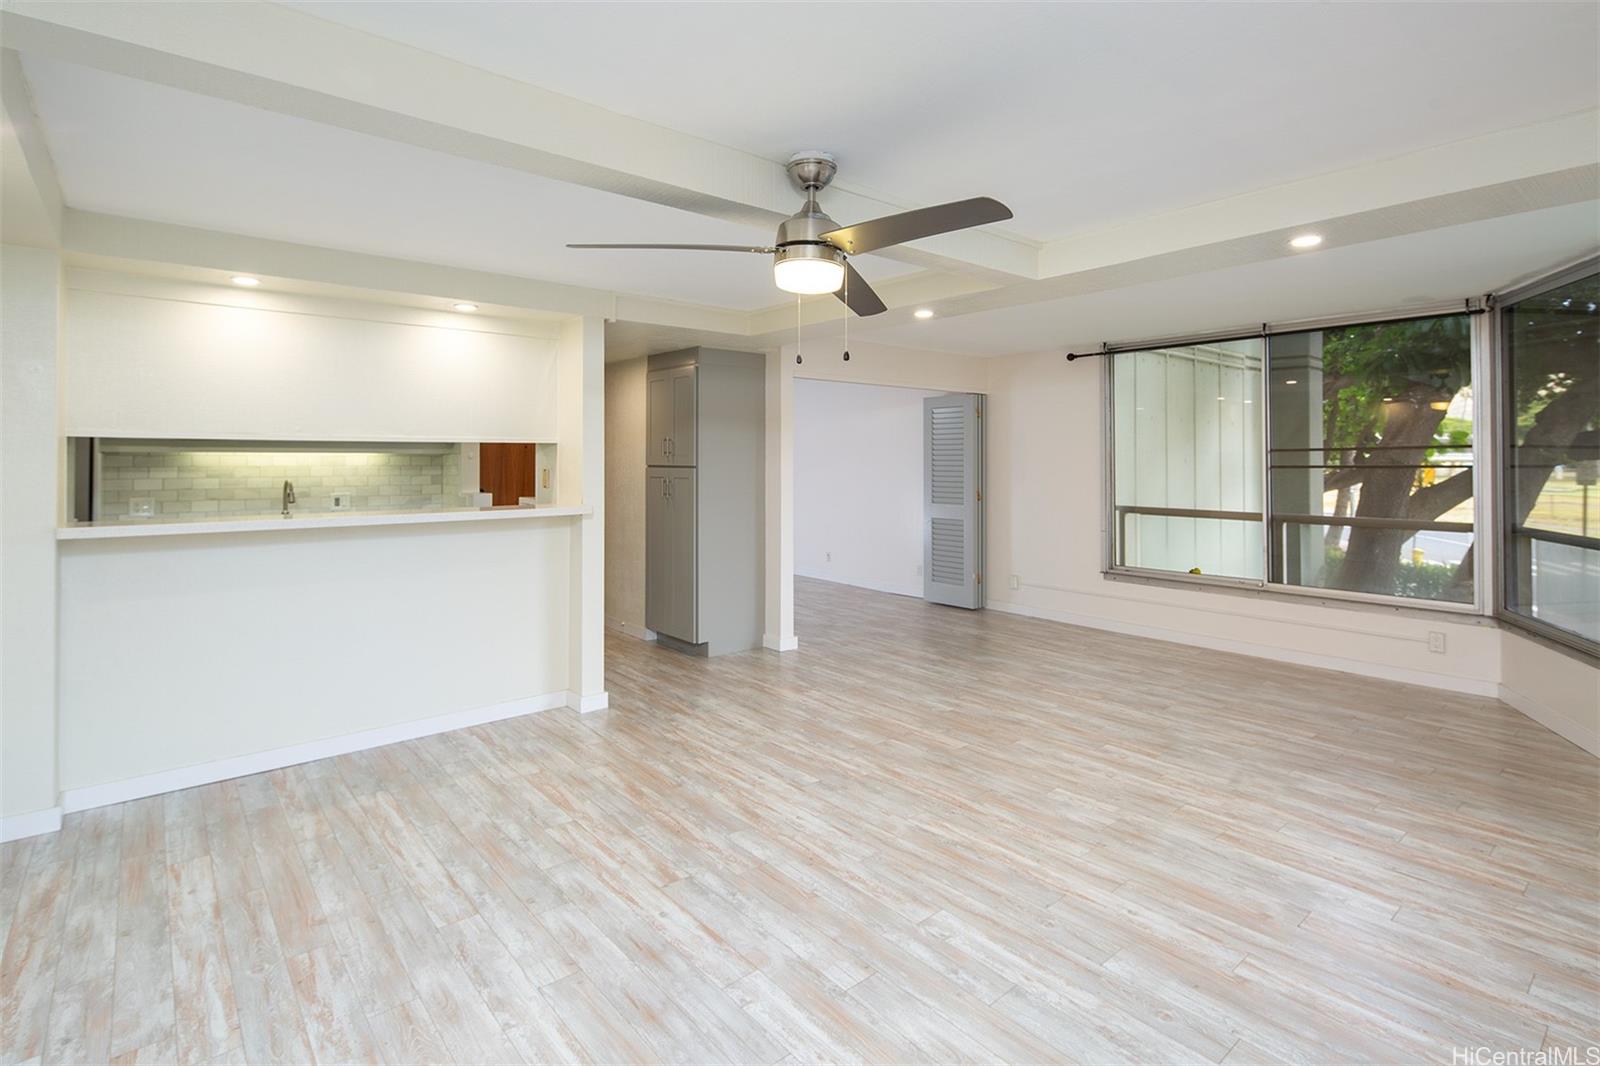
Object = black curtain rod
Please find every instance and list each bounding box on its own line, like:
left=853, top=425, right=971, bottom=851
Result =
left=1065, top=299, right=1488, bottom=361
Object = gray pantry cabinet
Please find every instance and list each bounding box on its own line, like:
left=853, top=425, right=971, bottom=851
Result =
left=645, top=348, right=764, bottom=655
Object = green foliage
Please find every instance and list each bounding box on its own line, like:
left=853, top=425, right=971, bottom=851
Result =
left=1322, top=545, right=1468, bottom=602
left=1318, top=315, right=1473, bottom=456
left=1506, top=273, right=1599, bottom=442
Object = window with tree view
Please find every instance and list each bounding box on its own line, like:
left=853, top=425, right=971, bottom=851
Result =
left=1501, top=271, right=1599, bottom=647
left=1268, top=313, right=1476, bottom=603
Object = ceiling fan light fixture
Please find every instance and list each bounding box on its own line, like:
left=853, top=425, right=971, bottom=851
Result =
left=773, top=246, right=846, bottom=295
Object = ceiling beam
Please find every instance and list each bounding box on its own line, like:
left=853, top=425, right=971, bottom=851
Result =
left=1036, top=110, right=1600, bottom=279
left=62, top=210, right=753, bottom=335
left=739, top=163, right=1600, bottom=349
left=0, top=2, right=1038, bottom=280
left=0, top=48, right=62, bottom=247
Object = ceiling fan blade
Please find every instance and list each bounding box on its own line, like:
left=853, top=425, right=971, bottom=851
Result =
left=820, top=197, right=1013, bottom=255
left=566, top=242, right=775, bottom=253
left=835, top=261, right=887, bottom=317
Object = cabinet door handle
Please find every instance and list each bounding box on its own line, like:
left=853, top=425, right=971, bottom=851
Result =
left=667, top=436, right=674, bottom=457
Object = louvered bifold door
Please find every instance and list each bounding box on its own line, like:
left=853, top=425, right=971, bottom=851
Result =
left=924, top=393, right=983, bottom=609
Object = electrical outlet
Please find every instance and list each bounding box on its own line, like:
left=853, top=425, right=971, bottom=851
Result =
left=915, top=564, right=923, bottom=578
left=825, top=551, right=831, bottom=563
left=1009, top=574, right=1020, bottom=590
left=330, top=492, right=352, bottom=511
left=129, top=498, right=155, bottom=518
left=1427, top=631, right=1446, bottom=654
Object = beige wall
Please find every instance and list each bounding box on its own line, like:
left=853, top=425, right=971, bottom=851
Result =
left=981, top=349, right=1506, bottom=697
left=605, top=357, right=648, bottom=635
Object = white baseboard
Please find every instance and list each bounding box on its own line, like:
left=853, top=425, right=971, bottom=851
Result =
left=794, top=572, right=922, bottom=599
left=986, top=599, right=1500, bottom=697
left=763, top=633, right=799, bottom=652
left=605, top=617, right=656, bottom=642
left=1, top=806, right=63, bottom=843
left=566, top=690, right=610, bottom=713
left=1499, top=682, right=1600, bottom=757
left=60, top=692, right=568, bottom=816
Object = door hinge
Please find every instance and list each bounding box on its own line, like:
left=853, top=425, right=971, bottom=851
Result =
left=976, top=489, right=982, bottom=502
left=975, top=572, right=982, bottom=584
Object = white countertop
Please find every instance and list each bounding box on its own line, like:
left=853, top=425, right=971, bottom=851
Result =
left=58, top=504, right=592, bottom=541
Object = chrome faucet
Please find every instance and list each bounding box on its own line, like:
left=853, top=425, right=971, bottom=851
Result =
left=281, top=479, right=296, bottom=518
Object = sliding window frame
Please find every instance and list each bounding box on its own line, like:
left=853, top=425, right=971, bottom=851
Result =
left=1492, top=255, right=1600, bottom=659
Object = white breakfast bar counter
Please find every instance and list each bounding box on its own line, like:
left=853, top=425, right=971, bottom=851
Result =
left=57, top=503, right=592, bottom=540
left=53, top=501, right=593, bottom=812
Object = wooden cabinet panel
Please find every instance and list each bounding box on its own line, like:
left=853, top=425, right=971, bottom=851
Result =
left=647, top=366, right=696, bottom=466
left=645, top=466, right=697, bottom=642
left=646, top=469, right=673, bottom=635
left=668, top=366, right=697, bottom=465
left=647, top=372, right=673, bottom=466
left=479, top=443, right=536, bottom=506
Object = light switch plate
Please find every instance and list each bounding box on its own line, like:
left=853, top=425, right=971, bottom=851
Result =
left=130, top=498, right=155, bottom=518
left=330, top=492, right=352, bottom=511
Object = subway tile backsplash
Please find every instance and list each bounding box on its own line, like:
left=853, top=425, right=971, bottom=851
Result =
left=99, top=448, right=461, bottom=520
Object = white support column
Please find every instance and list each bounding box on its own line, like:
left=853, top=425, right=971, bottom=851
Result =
left=1, top=244, right=63, bottom=840
left=559, top=315, right=608, bottom=711
left=763, top=348, right=798, bottom=651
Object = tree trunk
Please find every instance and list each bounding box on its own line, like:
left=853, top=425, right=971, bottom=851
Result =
left=1336, top=401, right=1449, bottom=595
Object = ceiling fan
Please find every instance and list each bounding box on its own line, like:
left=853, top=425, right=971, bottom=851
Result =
left=567, top=152, right=1013, bottom=317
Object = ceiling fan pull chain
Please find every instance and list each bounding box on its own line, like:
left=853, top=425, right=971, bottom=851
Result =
left=795, top=294, right=803, bottom=365
left=842, top=267, right=851, bottom=362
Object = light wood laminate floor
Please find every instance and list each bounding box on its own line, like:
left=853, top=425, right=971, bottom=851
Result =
left=2, top=578, right=1596, bottom=1065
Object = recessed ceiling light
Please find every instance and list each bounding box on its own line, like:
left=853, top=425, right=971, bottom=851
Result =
left=230, top=275, right=260, bottom=287
left=1289, top=233, right=1323, bottom=249
left=452, top=302, right=479, bottom=313
left=913, top=308, right=935, bottom=320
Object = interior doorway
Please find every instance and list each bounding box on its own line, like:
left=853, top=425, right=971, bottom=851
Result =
left=793, top=378, right=985, bottom=606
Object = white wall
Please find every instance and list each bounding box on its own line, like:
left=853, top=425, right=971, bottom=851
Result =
left=57, top=520, right=573, bottom=798
left=794, top=378, right=941, bottom=598
left=1, top=244, right=62, bottom=828
left=1500, top=628, right=1600, bottom=755
left=64, top=271, right=560, bottom=442
left=604, top=357, right=647, bottom=635
left=558, top=315, right=607, bottom=710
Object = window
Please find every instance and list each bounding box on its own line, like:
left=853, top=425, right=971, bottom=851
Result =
left=1268, top=314, right=1476, bottom=603
left=1106, top=311, right=1482, bottom=608
left=1111, top=339, right=1264, bottom=580
left=1500, top=270, right=1599, bottom=648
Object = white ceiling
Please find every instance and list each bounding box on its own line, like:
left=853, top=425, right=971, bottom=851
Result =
left=13, top=1, right=1599, bottom=360
left=20, top=56, right=919, bottom=312
left=288, top=0, right=1600, bottom=240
